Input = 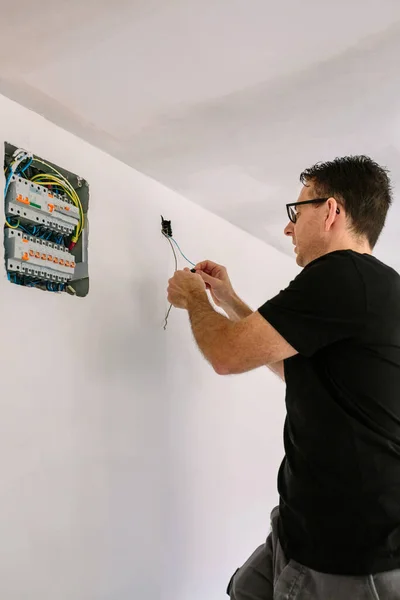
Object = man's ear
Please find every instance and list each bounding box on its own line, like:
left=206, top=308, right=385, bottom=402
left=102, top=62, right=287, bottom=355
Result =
left=324, top=197, right=340, bottom=231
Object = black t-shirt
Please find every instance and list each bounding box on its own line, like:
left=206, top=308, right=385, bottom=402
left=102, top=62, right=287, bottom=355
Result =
left=258, top=250, right=400, bottom=575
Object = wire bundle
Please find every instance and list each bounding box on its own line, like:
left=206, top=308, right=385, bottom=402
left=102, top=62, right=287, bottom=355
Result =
left=7, top=271, right=65, bottom=292
left=4, top=149, right=33, bottom=197
left=4, top=150, right=84, bottom=249
left=161, top=216, right=197, bottom=329
left=29, top=157, right=84, bottom=248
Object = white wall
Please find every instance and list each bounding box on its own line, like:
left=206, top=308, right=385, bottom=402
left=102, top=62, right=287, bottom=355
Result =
left=0, top=94, right=298, bottom=600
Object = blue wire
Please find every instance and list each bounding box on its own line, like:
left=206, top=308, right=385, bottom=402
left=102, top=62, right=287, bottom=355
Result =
left=19, top=158, right=32, bottom=174
left=170, top=238, right=196, bottom=267
left=4, top=171, right=13, bottom=197
left=4, top=154, right=32, bottom=197
left=46, top=282, right=60, bottom=292
left=18, top=224, right=31, bottom=235
left=9, top=220, right=32, bottom=236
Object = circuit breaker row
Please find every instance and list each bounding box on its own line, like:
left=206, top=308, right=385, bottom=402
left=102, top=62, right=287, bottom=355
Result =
left=4, top=229, right=75, bottom=284
left=5, top=176, right=80, bottom=235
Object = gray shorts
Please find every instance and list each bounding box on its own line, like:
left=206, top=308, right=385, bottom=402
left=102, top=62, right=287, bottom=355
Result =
left=227, top=506, right=400, bottom=600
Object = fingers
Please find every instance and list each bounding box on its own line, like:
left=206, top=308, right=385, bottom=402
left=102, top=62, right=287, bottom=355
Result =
left=195, top=260, right=227, bottom=278
left=195, top=260, right=219, bottom=272
left=197, top=271, right=216, bottom=286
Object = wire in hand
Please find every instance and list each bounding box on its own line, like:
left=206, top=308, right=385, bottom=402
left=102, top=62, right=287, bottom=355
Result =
left=162, top=231, right=178, bottom=330
left=161, top=217, right=196, bottom=330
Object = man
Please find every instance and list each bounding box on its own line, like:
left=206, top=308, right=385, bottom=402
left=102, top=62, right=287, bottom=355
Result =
left=167, top=155, right=400, bottom=599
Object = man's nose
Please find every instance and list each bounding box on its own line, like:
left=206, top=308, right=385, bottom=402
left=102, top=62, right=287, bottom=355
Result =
left=284, top=221, right=294, bottom=237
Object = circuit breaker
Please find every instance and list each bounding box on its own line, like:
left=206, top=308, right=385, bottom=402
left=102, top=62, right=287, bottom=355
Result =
left=3, top=144, right=89, bottom=296
left=4, top=229, right=75, bottom=285
left=6, top=176, right=80, bottom=235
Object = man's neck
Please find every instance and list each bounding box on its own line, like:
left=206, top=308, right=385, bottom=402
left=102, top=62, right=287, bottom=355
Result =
left=305, top=239, right=372, bottom=266
left=328, top=238, right=372, bottom=256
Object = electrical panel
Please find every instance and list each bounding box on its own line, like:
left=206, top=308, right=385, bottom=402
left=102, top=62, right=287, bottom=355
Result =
left=3, top=144, right=89, bottom=296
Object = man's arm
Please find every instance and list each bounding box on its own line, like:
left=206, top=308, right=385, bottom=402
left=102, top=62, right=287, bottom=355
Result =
left=186, top=290, right=296, bottom=376
left=221, top=294, right=285, bottom=381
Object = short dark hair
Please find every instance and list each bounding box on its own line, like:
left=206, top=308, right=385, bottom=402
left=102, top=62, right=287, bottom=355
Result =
left=300, top=155, right=393, bottom=248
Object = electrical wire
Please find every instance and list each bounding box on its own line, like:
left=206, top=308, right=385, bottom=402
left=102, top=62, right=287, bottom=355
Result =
left=4, top=150, right=84, bottom=247
left=170, top=237, right=196, bottom=267
left=4, top=150, right=34, bottom=236
left=163, top=232, right=178, bottom=330
left=5, top=218, right=20, bottom=229
left=163, top=232, right=178, bottom=272
left=5, top=218, right=37, bottom=237
left=4, top=171, right=13, bottom=197
left=30, top=173, right=84, bottom=242
left=17, top=223, right=33, bottom=235
left=19, top=158, right=32, bottom=173
left=30, top=157, right=85, bottom=245
left=4, top=150, right=33, bottom=198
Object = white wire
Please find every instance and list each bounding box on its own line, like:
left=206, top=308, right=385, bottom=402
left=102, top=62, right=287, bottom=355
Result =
left=170, top=237, right=196, bottom=267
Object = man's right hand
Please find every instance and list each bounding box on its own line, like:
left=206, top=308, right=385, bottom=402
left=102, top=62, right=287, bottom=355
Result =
left=193, top=260, right=236, bottom=309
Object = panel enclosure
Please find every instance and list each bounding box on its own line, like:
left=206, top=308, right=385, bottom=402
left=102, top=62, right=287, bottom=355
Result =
left=3, top=143, right=89, bottom=296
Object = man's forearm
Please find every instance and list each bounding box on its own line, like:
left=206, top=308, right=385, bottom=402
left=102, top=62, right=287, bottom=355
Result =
left=222, top=294, right=253, bottom=321
left=187, top=290, right=233, bottom=371
left=186, top=290, right=285, bottom=381
left=223, top=294, right=285, bottom=382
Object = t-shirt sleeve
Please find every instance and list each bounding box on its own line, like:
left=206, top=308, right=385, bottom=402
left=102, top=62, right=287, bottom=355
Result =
left=258, top=252, right=366, bottom=357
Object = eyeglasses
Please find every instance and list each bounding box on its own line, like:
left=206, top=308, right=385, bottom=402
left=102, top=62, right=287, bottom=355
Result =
left=286, top=198, right=340, bottom=224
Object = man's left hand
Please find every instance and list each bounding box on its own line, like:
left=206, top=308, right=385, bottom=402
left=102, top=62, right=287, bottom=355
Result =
left=167, top=268, right=206, bottom=309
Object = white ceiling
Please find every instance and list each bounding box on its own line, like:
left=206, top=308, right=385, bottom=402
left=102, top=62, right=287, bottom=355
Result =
left=1, top=0, right=400, bottom=266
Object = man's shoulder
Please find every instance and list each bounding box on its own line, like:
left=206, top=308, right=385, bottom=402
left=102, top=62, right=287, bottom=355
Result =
left=297, top=251, right=361, bottom=285
left=304, top=250, right=399, bottom=280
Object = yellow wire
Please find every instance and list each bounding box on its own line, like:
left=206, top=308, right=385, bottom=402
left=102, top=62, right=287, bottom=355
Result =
left=40, top=177, right=83, bottom=234
left=4, top=160, right=20, bottom=230
left=5, top=219, right=20, bottom=229
left=31, top=174, right=83, bottom=225
left=31, top=173, right=84, bottom=241
left=3, top=155, right=85, bottom=242
left=36, top=179, right=84, bottom=239
left=32, top=175, right=82, bottom=215
left=32, top=158, right=77, bottom=196
left=30, top=158, right=85, bottom=242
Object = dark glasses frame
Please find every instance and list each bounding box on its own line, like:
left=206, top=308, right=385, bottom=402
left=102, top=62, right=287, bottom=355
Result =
left=286, top=198, right=340, bottom=224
